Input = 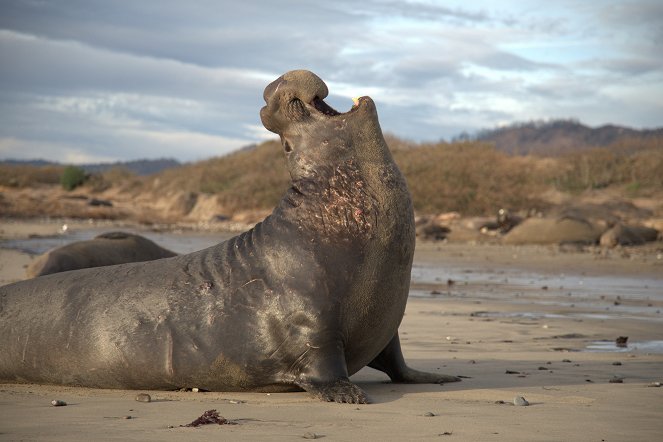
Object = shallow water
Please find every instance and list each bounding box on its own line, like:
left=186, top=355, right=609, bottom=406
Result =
left=1, top=227, right=230, bottom=255
left=586, top=340, right=663, bottom=353
left=411, top=262, right=663, bottom=321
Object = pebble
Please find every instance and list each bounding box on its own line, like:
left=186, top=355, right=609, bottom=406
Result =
left=303, top=432, right=320, bottom=439
left=513, top=396, right=529, bottom=406
left=135, top=393, right=151, bottom=403
left=647, top=382, right=661, bottom=387
left=612, top=362, right=622, bottom=366
left=51, top=399, right=67, bottom=407
left=192, top=387, right=200, bottom=393
left=123, top=415, right=132, bottom=420
left=609, top=377, right=624, bottom=383
left=562, top=359, right=572, bottom=363
left=424, top=411, right=437, bottom=417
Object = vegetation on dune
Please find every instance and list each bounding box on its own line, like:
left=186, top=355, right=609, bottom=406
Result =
left=391, top=141, right=548, bottom=214
left=150, top=140, right=290, bottom=212
left=0, top=164, right=63, bottom=188
left=140, top=136, right=662, bottom=216
left=551, top=140, right=663, bottom=193
left=1, top=134, right=661, bottom=217
left=60, top=165, right=88, bottom=191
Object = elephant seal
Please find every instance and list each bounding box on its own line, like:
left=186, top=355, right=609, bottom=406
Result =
left=26, top=232, right=178, bottom=277
left=502, top=216, right=601, bottom=245
left=599, top=223, right=659, bottom=247
left=0, top=70, right=458, bottom=403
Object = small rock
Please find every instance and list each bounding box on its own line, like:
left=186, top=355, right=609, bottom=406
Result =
left=538, top=367, right=548, bottom=370
left=439, top=431, right=453, bottom=436
left=609, top=377, right=624, bottom=383
left=612, top=362, right=622, bottom=366
left=228, top=399, right=246, bottom=404
left=562, top=359, right=572, bottom=363
left=192, top=387, right=200, bottom=393
left=505, top=370, right=520, bottom=374
left=135, top=393, right=151, bottom=403
left=303, top=432, right=320, bottom=439
left=513, top=396, right=529, bottom=406
left=123, top=415, right=132, bottom=420
left=51, top=399, right=67, bottom=407
left=424, top=411, right=437, bottom=417
left=647, top=382, right=661, bottom=387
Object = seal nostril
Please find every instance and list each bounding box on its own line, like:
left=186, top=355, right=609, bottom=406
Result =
left=284, top=140, right=293, bottom=153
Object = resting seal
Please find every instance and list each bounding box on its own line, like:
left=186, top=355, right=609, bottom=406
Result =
left=26, top=232, right=178, bottom=277
left=0, top=70, right=458, bottom=403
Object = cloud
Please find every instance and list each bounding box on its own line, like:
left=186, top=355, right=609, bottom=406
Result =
left=0, top=1, right=660, bottom=163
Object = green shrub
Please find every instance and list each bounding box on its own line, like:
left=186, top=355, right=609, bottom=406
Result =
left=60, top=165, right=87, bottom=191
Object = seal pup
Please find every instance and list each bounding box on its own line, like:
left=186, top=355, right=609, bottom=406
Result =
left=26, top=232, right=178, bottom=277
left=0, top=70, right=458, bottom=403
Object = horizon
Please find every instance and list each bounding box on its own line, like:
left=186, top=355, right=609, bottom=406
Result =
left=1, top=0, right=662, bottom=164
left=1, top=118, right=662, bottom=166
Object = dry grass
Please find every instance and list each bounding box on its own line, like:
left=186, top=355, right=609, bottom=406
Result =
left=392, top=141, right=550, bottom=214
left=2, top=136, right=661, bottom=218
left=142, top=140, right=289, bottom=213
left=0, top=164, right=63, bottom=188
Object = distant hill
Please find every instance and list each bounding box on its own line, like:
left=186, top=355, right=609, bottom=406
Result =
left=467, top=120, right=663, bottom=155
left=1, top=158, right=181, bottom=176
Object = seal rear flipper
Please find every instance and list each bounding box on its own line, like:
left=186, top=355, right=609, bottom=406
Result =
left=368, top=333, right=461, bottom=384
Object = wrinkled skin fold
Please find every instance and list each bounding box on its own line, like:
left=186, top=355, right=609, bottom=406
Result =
left=0, top=70, right=459, bottom=403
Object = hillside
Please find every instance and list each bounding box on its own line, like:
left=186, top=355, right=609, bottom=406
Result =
left=1, top=158, right=181, bottom=176
left=1, top=133, right=662, bottom=226
left=471, top=120, right=663, bottom=155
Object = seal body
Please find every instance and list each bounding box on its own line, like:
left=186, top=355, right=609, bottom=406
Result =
left=26, top=232, right=178, bottom=277
left=0, top=70, right=458, bottom=403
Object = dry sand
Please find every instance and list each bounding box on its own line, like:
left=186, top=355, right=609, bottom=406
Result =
left=1, top=220, right=662, bottom=441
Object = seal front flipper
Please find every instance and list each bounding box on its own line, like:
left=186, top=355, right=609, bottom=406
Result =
left=368, top=333, right=461, bottom=384
left=292, top=345, right=370, bottom=404
left=296, top=377, right=370, bottom=404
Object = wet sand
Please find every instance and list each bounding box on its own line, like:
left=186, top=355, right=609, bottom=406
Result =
left=1, top=220, right=662, bottom=441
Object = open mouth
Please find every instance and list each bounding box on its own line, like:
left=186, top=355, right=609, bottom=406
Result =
left=310, top=96, right=362, bottom=117
left=312, top=97, right=341, bottom=116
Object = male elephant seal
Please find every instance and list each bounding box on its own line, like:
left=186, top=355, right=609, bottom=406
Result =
left=0, top=70, right=458, bottom=403
left=26, top=232, right=178, bottom=278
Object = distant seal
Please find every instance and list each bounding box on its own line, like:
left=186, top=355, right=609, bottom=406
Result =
left=0, top=70, right=458, bottom=403
left=26, top=232, right=178, bottom=277
left=599, top=223, right=659, bottom=247
left=502, top=216, right=601, bottom=245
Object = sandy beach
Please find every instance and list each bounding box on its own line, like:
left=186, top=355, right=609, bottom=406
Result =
left=1, top=220, right=662, bottom=441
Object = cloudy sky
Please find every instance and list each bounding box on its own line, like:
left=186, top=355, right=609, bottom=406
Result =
left=1, top=0, right=661, bottom=163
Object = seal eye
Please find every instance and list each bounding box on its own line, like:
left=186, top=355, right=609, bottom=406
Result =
left=283, top=140, right=293, bottom=153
